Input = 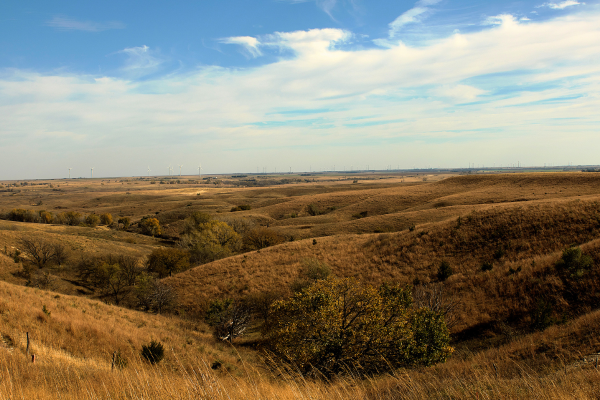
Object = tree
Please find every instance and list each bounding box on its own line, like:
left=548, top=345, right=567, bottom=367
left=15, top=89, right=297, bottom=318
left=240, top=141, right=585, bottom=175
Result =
left=206, top=299, right=251, bottom=343
left=140, top=217, right=161, bottom=237
left=264, top=278, right=452, bottom=376
left=146, top=248, right=190, bottom=278
left=63, top=211, right=82, bottom=226
left=85, top=214, right=100, bottom=227
left=182, top=221, right=241, bottom=264
left=118, top=217, right=130, bottom=230
left=19, top=238, right=55, bottom=269
left=100, top=213, right=113, bottom=226
left=52, top=243, right=69, bottom=266
left=97, top=262, right=131, bottom=305
left=135, top=274, right=176, bottom=313
left=243, top=227, right=284, bottom=251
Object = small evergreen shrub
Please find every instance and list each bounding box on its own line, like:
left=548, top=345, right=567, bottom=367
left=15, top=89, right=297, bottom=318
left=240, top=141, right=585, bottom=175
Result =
left=141, top=340, right=165, bottom=364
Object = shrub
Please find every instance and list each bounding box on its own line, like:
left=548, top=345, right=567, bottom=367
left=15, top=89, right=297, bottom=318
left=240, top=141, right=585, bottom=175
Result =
left=437, top=260, right=453, bottom=281
left=352, top=211, right=369, bottom=219
left=264, top=278, right=452, bottom=376
left=85, top=214, right=100, bottom=227
left=481, top=261, right=493, bottom=272
left=118, top=217, right=130, bottom=230
left=555, top=246, right=593, bottom=278
left=100, top=213, right=113, bottom=226
left=243, top=227, right=284, bottom=250
left=306, top=204, right=320, bottom=216
left=141, top=340, right=165, bottom=364
left=530, top=298, right=555, bottom=331
left=140, top=217, right=161, bottom=237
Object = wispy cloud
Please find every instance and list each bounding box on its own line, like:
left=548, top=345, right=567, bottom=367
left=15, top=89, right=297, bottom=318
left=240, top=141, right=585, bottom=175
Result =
left=278, top=0, right=359, bottom=20
left=117, top=46, right=164, bottom=76
left=46, top=15, right=125, bottom=32
left=219, top=36, right=263, bottom=58
left=538, top=1, right=584, bottom=9
left=388, top=0, right=442, bottom=38
left=3, top=11, right=600, bottom=178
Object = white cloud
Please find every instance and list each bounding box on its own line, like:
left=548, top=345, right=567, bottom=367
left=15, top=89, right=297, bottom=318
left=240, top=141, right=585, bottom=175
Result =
left=2, top=11, right=600, bottom=178
left=46, top=15, right=125, bottom=32
left=483, top=14, right=518, bottom=26
left=220, top=36, right=263, bottom=58
left=539, top=1, right=584, bottom=9
left=388, top=0, right=442, bottom=38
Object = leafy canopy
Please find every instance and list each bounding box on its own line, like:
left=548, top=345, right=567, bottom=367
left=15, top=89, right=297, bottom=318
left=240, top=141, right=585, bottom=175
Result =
left=264, top=278, right=452, bottom=376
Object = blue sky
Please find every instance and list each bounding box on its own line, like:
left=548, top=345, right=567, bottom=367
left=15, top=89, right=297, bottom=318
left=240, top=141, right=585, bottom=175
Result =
left=1, top=0, right=599, bottom=179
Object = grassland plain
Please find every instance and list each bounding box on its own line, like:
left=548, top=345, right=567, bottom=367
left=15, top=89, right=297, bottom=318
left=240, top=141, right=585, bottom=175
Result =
left=2, top=171, right=600, bottom=398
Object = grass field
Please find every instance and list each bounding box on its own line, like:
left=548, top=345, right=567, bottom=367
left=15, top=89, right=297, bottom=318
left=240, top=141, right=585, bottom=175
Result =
left=2, top=171, right=600, bottom=398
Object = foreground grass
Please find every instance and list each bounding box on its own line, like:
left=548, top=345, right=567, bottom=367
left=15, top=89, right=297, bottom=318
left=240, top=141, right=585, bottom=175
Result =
left=2, top=348, right=600, bottom=399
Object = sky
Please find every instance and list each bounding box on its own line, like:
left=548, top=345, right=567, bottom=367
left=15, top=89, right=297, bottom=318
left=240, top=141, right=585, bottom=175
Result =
left=1, top=0, right=599, bottom=179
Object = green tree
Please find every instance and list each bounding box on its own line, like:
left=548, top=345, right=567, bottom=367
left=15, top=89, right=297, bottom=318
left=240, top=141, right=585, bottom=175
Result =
left=182, top=221, right=241, bottom=264
left=555, top=246, right=593, bottom=278
left=264, top=278, right=452, bottom=376
left=146, top=247, right=190, bottom=278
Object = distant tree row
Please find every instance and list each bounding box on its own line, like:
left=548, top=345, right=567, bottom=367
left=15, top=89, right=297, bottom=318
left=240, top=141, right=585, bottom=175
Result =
left=0, top=208, right=132, bottom=229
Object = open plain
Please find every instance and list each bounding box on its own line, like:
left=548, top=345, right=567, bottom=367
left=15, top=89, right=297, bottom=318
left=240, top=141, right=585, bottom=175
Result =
left=1, top=170, right=600, bottom=399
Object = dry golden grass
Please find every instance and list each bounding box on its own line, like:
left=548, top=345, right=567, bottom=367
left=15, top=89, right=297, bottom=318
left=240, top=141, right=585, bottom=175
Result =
left=3, top=171, right=600, bottom=398
left=1, top=287, right=600, bottom=399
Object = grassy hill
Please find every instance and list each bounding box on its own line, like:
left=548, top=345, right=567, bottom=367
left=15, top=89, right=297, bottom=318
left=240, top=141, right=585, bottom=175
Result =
left=3, top=171, right=600, bottom=398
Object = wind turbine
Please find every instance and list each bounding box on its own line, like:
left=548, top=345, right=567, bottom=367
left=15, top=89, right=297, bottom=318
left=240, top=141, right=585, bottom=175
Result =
left=147, top=166, right=151, bottom=177
left=168, top=166, right=172, bottom=176
left=68, top=168, right=71, bottom=179
left=178, top=165, right=183, bottom=177
left=90, top=168, right=94, bottom=179
left=198, top=165, right=202, bottom=179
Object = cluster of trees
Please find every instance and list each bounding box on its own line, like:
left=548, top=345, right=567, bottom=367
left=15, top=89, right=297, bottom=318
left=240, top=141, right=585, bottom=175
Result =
left=202, top=258, right=454, bottom=377
left=75, top=251, right=180, bottom=310
left=205, top=276, right=453, bottom=376
left=178, top=212, right=284, bottom=265
left=2, top=208, right=132, bottom=229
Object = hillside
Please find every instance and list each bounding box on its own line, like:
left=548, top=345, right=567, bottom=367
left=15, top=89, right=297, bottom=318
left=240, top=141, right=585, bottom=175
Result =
left=166, top=173, right=600, bottom=335
left=1, top=277, right=599, bottom=399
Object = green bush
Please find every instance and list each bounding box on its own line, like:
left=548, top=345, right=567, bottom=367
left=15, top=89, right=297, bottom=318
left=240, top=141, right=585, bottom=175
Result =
left=141, top=340, right=165, bottom=364
left=555, top=246, right=593, bottom=278
left=264, top=278, right=452, bottom=376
